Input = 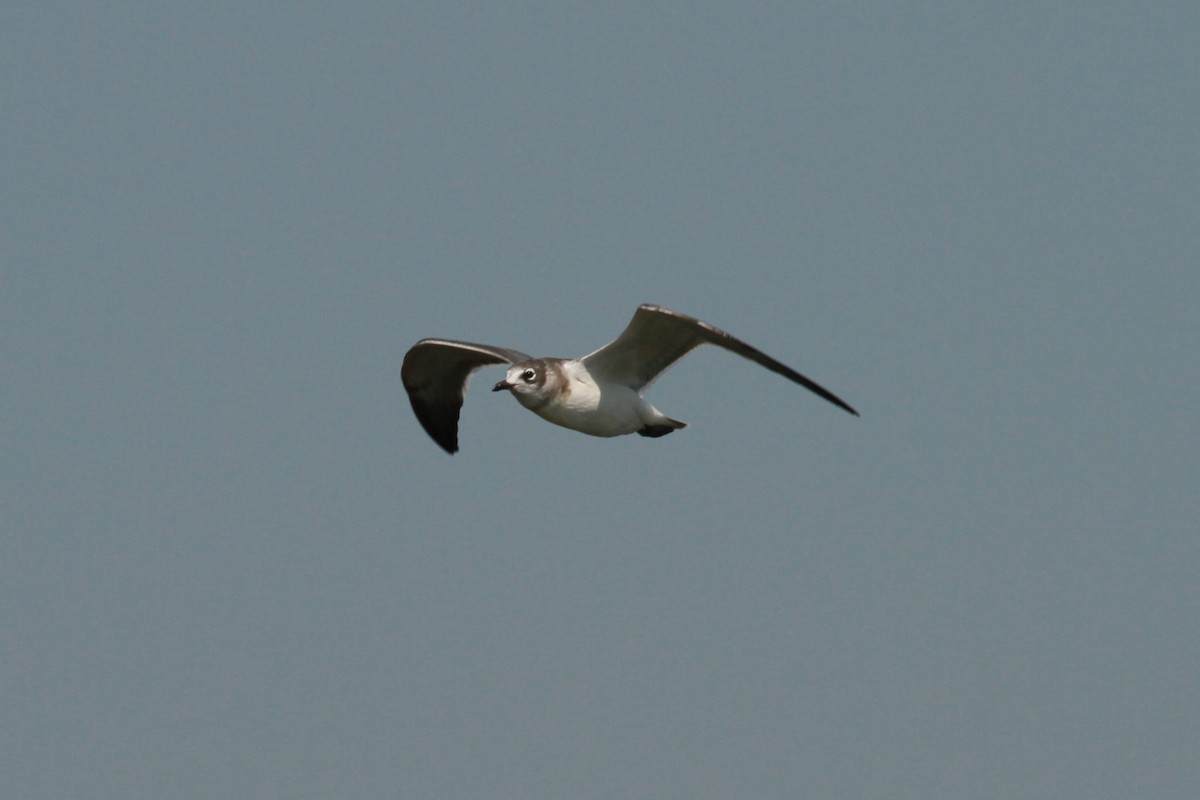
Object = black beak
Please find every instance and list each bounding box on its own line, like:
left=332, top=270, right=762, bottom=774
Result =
left=492, top=380, right=510, bottom=392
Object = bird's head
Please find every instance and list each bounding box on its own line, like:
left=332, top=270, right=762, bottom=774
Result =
left=493, top=360, right=554, bottom=408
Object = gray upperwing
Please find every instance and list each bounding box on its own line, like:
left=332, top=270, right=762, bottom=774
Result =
left=402, top=339, right=532, bottom=454
left=580, top=305, right=708, bottom=389
left=583, top=305, right=859, bottom=416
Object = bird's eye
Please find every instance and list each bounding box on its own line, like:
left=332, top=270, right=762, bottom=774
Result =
left=522, top=369, right=536, bottom=382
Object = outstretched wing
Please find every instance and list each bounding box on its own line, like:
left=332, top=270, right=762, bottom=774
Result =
left=581, top=304, right=859, bottom=416
left=402, top=339, right=532, bottom=454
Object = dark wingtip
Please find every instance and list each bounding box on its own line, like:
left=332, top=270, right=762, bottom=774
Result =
left=806, top=384, right=859, bottom=418
left=405, top=397, right=462, bottom=454
left=834, top=401, right=860, bottom=417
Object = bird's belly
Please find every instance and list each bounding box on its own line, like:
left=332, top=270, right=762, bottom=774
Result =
left=533, top=384, right=643, bottom=437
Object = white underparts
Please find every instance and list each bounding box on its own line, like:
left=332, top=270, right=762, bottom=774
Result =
left=522, top=361, right=675, bottom=438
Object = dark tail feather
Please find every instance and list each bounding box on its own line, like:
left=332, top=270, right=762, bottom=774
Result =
left=637, top=418, right=687, bottom=438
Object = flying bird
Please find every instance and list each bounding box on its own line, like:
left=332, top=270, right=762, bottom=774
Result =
left=402, top=304, right=858, bottom=454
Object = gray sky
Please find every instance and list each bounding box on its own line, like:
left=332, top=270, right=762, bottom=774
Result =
left=4, top=3, right=1197, bottom=799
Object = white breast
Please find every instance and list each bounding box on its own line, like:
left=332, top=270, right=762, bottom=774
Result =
left=530, top=361, right=647, bottom=437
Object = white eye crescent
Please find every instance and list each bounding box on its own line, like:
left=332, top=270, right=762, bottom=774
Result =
left=522, top=369, right=536, bottom=382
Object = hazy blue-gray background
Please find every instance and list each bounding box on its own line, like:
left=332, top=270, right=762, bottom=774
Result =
left=4, top=3, right=1197, bottom=798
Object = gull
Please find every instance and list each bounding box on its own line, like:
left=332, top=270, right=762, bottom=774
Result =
left=402, top=304, right=858, bottom=454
